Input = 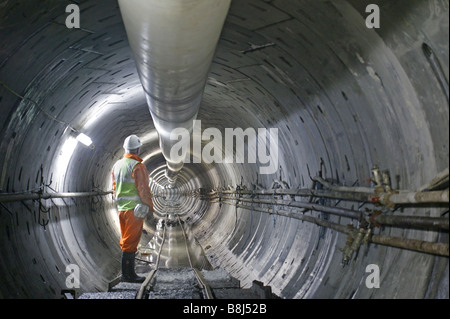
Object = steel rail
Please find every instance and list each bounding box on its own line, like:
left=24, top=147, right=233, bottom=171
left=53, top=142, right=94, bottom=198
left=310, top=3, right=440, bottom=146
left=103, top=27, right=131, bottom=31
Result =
left=176, top=214, right=214, bottom=299
left=136, top=211, right=214, bottom=299
left=136, top=213, right=168, bottom=299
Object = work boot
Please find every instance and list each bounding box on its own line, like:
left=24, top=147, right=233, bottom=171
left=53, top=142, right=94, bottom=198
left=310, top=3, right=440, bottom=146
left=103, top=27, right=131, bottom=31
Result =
left=121, top=251, right=145, bottom=283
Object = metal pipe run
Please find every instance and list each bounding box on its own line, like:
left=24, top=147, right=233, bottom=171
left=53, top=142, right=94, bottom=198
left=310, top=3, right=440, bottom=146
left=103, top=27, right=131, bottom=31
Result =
left=220, top=200, right=350, bottom=233
left=219, top=200, right=449, bottom=257
left=209, top=188, right=371, bottom=202
left=0, top=191, right=112, bottom=203
left=383, top=190, right=449, bottom=205
left=207, top=187, right=449, bottom=206
left=372, top=214, right=449, bottom=230
left=313, top=174, right=449, bottom=206
left=312, top=176, right=375, bottom=194
left=217, top=195, right=362, bottom=220
left=118, top=0, right=231, bottom=185
left=370, top=234, right=449, bottom=257
left=211, top=195, right=449, bottom=230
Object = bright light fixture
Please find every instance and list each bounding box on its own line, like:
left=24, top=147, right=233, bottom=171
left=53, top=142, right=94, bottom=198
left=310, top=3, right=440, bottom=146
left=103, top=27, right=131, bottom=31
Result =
left=76, top=133, right=93, bottom=147
left=52, top=136, right=78, bottom=190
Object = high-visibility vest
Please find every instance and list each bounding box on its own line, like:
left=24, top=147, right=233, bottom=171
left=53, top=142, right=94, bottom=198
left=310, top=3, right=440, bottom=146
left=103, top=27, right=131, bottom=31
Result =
left=113, top=157, right=142, bottom=211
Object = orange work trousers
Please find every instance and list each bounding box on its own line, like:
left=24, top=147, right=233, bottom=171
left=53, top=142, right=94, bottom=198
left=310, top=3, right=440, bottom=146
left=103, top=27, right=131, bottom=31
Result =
left=118, top=210, right=144, bottom=253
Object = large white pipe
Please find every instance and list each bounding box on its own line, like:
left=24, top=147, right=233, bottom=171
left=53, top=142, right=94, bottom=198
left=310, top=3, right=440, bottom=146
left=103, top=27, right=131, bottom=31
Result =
left=118, top=0, right=232, bottom=185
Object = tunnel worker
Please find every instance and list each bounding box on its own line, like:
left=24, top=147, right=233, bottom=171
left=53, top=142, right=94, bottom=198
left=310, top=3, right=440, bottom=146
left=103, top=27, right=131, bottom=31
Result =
left=112, top=134, right=154, bottom=283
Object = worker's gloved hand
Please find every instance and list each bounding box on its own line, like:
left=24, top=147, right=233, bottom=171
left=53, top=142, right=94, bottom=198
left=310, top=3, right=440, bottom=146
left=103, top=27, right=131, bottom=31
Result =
left=134, top=204, right=150, bottom=218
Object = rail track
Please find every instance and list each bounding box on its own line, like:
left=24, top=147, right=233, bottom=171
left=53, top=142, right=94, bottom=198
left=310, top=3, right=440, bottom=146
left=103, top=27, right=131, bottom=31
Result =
left=81, top=207, right=276, bottom=300
left=136, top=212, right=213, bottom=299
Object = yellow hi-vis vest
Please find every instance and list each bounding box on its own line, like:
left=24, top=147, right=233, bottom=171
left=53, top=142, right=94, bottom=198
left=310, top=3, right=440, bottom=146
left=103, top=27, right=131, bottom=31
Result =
left=113, top=157, right=142, bottom=211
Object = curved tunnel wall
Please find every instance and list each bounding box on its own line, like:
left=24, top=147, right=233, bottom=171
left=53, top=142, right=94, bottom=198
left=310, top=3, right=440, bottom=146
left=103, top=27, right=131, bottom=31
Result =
left=0, top=0, right=448, bottom=298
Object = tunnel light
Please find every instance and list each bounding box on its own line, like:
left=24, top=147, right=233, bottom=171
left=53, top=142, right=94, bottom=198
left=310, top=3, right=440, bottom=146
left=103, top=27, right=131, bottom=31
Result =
left=76, top=133, right=93, bottom=147
left=52, top=136, right=78, bottom=189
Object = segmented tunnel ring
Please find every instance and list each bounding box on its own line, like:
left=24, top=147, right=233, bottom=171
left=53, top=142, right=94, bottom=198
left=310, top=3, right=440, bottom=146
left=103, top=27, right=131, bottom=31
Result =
left=0, top=0, right=448, bottom=299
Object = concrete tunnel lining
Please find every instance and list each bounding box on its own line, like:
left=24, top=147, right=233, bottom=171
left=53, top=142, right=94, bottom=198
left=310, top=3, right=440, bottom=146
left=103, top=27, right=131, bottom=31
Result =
left=0, top=0, right=448, bottom=299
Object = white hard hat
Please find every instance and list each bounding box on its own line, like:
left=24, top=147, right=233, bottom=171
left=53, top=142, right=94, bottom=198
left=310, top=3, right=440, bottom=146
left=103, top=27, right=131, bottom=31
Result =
left=123, top=134, right=143, bottom=150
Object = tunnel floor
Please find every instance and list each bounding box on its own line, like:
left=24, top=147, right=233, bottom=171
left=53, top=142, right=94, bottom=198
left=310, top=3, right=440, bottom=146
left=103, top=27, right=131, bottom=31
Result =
left=79, top=268, right=278, bottom=299
left=78, top=215, right=279, bottom=300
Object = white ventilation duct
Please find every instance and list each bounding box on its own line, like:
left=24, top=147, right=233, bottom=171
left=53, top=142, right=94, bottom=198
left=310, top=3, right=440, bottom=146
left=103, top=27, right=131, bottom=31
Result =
left=118, top=0, right=232, bottom=185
